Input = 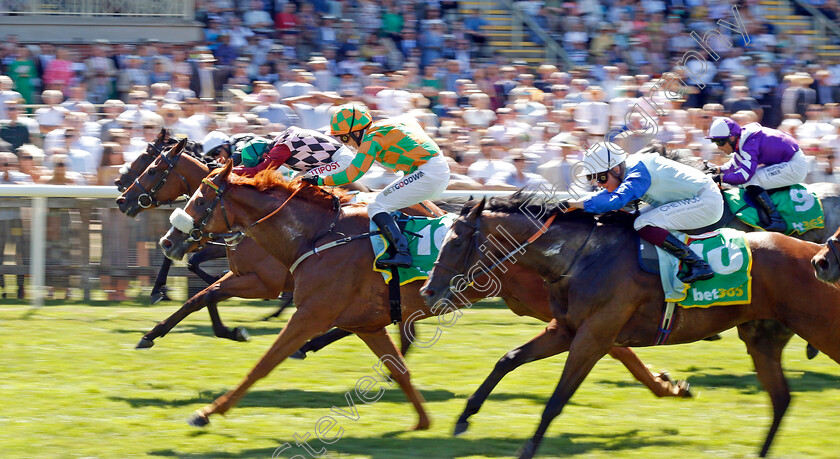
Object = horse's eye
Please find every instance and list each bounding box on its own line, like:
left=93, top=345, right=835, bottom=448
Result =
left=451, top=237, right=463, bottom=247
left=197, top=198, right=205, bottom=206
left=148, top=168, right=156, bottom=176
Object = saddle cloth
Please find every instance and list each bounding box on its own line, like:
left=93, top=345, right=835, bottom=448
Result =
left=639, top=228, right=753, bottom=308
left=723, top=184, right=824, bottom=235
left=370, top=212, right=457, bottom=285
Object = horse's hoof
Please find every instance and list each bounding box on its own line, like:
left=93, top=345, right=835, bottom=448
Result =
left=453, top=420, right=470, bottom=436
left=233, top=327, right=250, bottom=342
left=289, top=350, right=307, bottom=360
left=806, top=343, right=819, bottom=360
left=136, top=337, right=155, bottom=349
left=187, top=412, right=210, bottom=427
left=678, top=380, right=693, bottom=398
left=149, top=287, right=169, bottom=305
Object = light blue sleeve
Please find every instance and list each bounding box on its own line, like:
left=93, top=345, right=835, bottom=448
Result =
left=583, top=162, right=652, bottom=213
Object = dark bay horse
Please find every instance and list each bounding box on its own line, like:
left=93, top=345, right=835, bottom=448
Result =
left=421, top=194, right=840, bottom=458
left=157, top=162, right=690, bottom=430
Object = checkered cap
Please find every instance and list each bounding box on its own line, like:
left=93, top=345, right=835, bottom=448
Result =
left=330, top=104, right=372, bottom=135
left=274, top=126, right=343, bottom=172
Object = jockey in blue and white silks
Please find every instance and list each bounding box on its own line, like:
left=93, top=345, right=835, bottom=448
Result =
left=706, top=117, right=808, bottom=232
left=566, top=142, right=724, bottom=283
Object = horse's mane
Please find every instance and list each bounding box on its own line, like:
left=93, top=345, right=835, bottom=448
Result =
left=481, top=190, right=636, bottom=227
left=224, top=168, right=355, bottom=209
left=638, top=141, right=705, bottom=171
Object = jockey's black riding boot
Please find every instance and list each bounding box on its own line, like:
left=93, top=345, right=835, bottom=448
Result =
left=661, top=234, right=715, bottom=283
left=371, top=212, right=412, bottom=269
left=746, top=185, right=786, bottom=232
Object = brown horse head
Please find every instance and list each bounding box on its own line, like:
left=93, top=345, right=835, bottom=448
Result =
left=114, top=128, right=168, bottom=196
left=160, top=159, right=236, bottom=261
left=117, top=138, right=208, bottom=217
left=812, top=228, right=840, bottom=283
left=420, top=197, right=486, bottom=306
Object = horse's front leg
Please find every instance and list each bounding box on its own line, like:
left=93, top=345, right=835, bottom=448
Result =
left=187, top=244, right=227, bottom=285
left=189, top=307, right=329, bottom=426
left=150, top=257, right=173, bottom=304
left=137, top=280, right=225, bottom=349
left=355, top=328, right=430, bottom=430
left=518, top=325, right=612, bottom=459
left=736, top=320, right=793, bottom=457
left=455, top=319, right=572, bottom=436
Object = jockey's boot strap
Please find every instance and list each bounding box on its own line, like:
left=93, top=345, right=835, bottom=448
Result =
left=746, top=185, right=786, bottom=233
left=372, top=212, right=413, bottom=269
left=661, top=234, right=715, bottom=284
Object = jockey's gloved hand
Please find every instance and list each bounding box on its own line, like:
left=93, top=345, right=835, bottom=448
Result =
left=301, top=176, right=320, bottom=186
left=711, top=174, right=723, bottom=186
left=702, top=160, right=720, bottom=175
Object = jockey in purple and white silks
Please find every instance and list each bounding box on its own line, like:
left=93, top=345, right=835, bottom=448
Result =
left=706, top=117, right=809, bottom=232
left=566, top=142, right=724, bottom=283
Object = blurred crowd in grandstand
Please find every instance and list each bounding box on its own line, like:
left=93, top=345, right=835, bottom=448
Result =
left=1, top=0, right=840, bottom=191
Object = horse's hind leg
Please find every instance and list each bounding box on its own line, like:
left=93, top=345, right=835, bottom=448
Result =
left=519, top=330, right=611, bottom=459
left=737, top=320, right=793, bottom=458
left=455, top=319, right=572, bottom=436
left=189, top=309, right=328, bottom=426
left=203, top=271, right=281, bottom=341
left=608, top=347, right=691, bottom=397
left=399, top=318, right=416, bottom=358
left=356, top=328, right=430, bottom=430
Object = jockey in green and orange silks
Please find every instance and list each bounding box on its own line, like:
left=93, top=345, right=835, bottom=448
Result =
left=304, top=104, right=451, bottom=269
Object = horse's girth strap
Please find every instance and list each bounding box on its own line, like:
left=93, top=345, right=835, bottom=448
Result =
left=654, top=302, right=677, bottom=345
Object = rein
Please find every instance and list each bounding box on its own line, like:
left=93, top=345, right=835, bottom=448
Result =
left=433, top=211, right=559, bottom=289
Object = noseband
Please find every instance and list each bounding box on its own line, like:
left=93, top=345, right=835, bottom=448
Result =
left=185, top=177, right=241, bottom=246
left=134, top=145, right=193, bottom=208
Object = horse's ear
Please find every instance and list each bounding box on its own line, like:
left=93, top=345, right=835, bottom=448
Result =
left=156, top=128, right=166, bottom=143
left=168, top=138, right=187, bottom=158
left=217, top=159, right=233, bottom=183
left=467, top=197, right=486, bottom=220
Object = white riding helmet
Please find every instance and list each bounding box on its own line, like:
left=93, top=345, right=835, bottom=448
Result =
left=706, top=117, right=741, bottom=139
left=201, top=131, right=231, bottom=156
left=579, top=142, right=627, bottom=178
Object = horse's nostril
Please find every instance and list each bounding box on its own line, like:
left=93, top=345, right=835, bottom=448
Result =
left=818, top=258, right=830, bottom=271
left=116, top=197, right=126, bottom=205
left=421, top=288, right=434, bottom=298
left=161, top=239, right=172, bottom=249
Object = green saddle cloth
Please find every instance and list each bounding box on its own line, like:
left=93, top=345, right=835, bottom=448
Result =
left=370, top=212, right=457, bottom=285
left=722, top=184, right=825, bottom=235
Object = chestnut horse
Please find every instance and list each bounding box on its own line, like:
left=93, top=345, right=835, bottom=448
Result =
left=421, top=194, right=840, bottom=458
left=157, top=161, right=690, bottom=431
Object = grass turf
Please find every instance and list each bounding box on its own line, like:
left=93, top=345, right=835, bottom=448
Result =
left=0, top=299, right=838, bottom=458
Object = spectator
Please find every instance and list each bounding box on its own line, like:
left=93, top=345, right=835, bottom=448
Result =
left=34, top=90, right=68, bottom=135
left=0, top=75, right=23, bottom=119
left=7, top=46, right=37, bottom=104
left=798, top=104, right=837, bottom=142
left=1, top=100, right=31, bottom=152
left=191, top=54, right=224, bottom=100
left=17, top=146, right=46, bottom=183
left=467, top=138, right=516, bottom=185
left=486, top=150, right=550, bottom=190
left=723, top=86, right=764, bottom=121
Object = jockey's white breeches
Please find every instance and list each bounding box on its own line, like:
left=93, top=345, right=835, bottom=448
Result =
left=743, top=149, right=809, bottom=189
left=367, top=154, right=451, bottom=217
left=634, top=181, right=725, bottom=231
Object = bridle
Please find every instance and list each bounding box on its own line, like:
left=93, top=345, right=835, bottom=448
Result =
left=823, top=236, right=840, bottom=269
left=133, top=143, right=193, bottom=208
left=184, top=177, right=240, bottom=246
